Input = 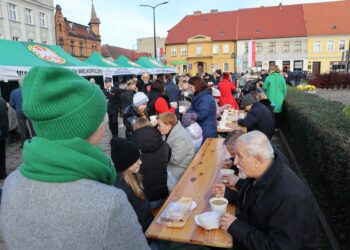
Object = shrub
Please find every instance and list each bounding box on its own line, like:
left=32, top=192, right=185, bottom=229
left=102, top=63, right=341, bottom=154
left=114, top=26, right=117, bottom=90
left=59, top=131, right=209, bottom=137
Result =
left=309, top=72, right=350, bottom=89
left=282, top=87, right=350, bottom=247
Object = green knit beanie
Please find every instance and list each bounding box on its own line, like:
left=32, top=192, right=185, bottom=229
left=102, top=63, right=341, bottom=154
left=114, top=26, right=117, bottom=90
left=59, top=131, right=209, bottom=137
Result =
left=22, top=66, right=107, bottom=140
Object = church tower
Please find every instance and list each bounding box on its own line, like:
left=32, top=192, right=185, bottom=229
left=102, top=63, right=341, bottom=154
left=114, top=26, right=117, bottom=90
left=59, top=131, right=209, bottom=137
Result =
left=89, top=1, right=101, bottom=37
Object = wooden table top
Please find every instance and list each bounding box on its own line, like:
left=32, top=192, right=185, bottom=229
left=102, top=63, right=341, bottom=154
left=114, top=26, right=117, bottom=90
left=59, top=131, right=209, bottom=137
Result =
left=217, top=121, right=247, bottom=133
left=145, top=138, right=235, bottom=248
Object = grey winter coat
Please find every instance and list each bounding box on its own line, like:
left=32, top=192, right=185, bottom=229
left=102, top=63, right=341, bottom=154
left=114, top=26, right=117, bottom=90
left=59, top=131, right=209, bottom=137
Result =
left=0, top=171, right=150, bottom=250
left=165, top=121, right=194, bottom=190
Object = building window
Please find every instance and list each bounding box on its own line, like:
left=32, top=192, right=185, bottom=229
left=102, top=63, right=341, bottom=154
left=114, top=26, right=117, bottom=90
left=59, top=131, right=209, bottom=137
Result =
left=59, top=24, right=62, bottom=32
left=196, top=45, right=202, bottom=55
left=294, top=60, right=303, bottom=71
left=80, top=42, right=84, bottom=56
left=70, top=41, right=74, bottom=54
left=171, top=47, right=177, bottom=56
left=269, top=42, right=276, bottom=53
left=223, top=43, right=229, bottom=54
left=25, top=8, right=34, bottom=25
left=8, top=4, right=18, bottom=21
left=42, top=41, right=47, bottom=45
left=327, top=40, right=335, bottom=51
left=245, top=43, right=248, bottom=53
left=28, top=38, right=34, bottom=42
left=295, top=41, right=302, bottom=52
left=182, top=65, right=187, bottom=73
left=283, top=61, right=290, bottom=71
left=283, top=42, right=290, bottom=52
left=212, top=44, right=218, bottom=54
left=39, top=12, right=47, bottom=27
left=313, top=41, right=321, bottom=52
left=213, top=63, right=219, bottom=71
left=181, top=46, right=187, bottom=56
left=256, top=61, right=262, bottom=68
left=59, top=39, right=64, bottom=48
left=92, top=45, right=97, bottom=51
left=256, top=43, right=262, bottom=52
left=339, top=40, right=346, bottom=51
left=223, top=62, right=229, bottom=72
left=12, top=36, right=19, bottom=41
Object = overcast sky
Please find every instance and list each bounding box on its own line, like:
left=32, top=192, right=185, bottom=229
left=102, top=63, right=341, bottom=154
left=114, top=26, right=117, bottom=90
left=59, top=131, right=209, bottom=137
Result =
left=53, top=0, right=338, bottom=49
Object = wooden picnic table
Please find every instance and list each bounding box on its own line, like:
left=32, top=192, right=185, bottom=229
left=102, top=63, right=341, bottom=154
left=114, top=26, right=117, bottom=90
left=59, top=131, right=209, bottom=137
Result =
left=145, top=138, right=235, bottom=248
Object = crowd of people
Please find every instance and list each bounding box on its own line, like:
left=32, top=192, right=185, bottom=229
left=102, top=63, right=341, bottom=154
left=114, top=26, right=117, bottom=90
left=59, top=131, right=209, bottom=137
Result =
left=0, top=65, right=320, bottom=249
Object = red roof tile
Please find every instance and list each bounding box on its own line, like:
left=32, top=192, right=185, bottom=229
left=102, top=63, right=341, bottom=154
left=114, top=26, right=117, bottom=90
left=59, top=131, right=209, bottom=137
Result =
left=166, top=1, right=348, bottom=43
left=303, top=0, right=350, bottom=36
left=65, top=21, right=100, bottom=40
left=236, top=4, right=306, bottom=40
left=101, top=45, right=150, bottom=61
left=165, top=11, right=238, bottom=45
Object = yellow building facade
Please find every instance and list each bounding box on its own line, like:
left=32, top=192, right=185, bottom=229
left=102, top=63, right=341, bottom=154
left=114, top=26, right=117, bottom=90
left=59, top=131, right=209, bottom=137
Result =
left=166, top=35, right=236, bottom=76
left=307, top=36, right=350, bottom=74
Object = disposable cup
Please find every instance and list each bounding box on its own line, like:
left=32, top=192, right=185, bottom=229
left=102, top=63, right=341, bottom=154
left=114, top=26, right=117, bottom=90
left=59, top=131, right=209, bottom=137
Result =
left=179, top=106, right=186, bottom=113
left=150, top=115, right=157, bottom=122
left=210, top=197, right=228, bottom=215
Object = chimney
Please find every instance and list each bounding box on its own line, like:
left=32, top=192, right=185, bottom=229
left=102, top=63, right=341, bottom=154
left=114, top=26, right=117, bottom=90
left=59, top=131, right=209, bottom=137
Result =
left=279, top=3, right=282, bottom=9
left=193, top=11, right=202, bottom=15
left=210, top=9, right=218, bottom=13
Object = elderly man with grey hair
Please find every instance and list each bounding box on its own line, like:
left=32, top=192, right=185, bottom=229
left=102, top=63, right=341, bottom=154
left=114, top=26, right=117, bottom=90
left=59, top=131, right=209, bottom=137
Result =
left=137, top=72, right=152, bottom=94
left=214, top=131, right=319, bottom=249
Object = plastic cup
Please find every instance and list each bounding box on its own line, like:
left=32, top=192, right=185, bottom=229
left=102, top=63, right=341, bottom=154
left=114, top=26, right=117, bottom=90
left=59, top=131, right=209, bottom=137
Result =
left=239, top=113, right=246, bottom=119
left=170, top=102, right=178, bottom=109
left=210, top=197, right=228, bottom=215
left=179, top=106, right=186, bottom=113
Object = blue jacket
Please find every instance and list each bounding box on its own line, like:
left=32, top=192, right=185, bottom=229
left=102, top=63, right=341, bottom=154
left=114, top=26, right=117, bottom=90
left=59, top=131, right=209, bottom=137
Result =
left=165, top=80, right=180, bottom=103
left=9, top=88, right=23, bottom=113
left=189, top=88, right=217, bottom=141
left=238, top=101, right=275, bottom=139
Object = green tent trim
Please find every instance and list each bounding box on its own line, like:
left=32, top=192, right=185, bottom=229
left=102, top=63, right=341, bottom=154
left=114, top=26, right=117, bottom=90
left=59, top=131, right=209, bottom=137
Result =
left=170, top=60, right=187, bottom=65
left=85, top=51, right=120, bottom=67
left=114, top=55, right=141, bottom=68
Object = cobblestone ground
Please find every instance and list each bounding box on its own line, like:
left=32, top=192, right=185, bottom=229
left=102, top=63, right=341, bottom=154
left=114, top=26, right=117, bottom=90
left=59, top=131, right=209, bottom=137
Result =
left=315, top=88, right=350, bottom=106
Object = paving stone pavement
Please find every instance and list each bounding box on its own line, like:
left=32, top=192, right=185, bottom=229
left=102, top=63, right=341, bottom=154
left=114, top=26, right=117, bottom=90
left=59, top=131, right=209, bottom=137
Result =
left=2, top=117, right=125, bottom=181
left=315, top=88, right=350, bottom=106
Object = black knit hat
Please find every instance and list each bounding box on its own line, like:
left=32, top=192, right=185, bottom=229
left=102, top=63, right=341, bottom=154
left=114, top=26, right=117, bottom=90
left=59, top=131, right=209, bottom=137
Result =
left=241, top=94, right=256, bottom=108
left=110, top=137, right=141, bottom=173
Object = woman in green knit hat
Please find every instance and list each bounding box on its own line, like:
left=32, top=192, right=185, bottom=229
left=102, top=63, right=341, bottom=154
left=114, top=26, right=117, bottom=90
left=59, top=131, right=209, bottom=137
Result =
left=0, top=67, right=149, bottom=250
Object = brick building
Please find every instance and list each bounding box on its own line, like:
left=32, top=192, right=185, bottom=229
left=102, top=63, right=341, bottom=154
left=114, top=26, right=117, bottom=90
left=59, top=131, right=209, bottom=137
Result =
left=54, top=3, right=101, bottom=60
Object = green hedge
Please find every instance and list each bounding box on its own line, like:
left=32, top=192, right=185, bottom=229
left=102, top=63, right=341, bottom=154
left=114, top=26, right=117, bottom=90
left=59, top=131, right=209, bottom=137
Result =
left=282, top=88, right=350, bottom=247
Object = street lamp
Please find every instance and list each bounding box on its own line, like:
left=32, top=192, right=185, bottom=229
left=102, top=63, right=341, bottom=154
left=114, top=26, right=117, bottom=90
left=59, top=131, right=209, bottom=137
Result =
left=140, top=1, right=168, bottom=59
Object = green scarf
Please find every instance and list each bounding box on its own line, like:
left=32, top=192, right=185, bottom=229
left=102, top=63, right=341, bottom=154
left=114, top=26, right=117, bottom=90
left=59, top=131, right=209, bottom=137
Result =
left=20, top=137, right=116, bottom=185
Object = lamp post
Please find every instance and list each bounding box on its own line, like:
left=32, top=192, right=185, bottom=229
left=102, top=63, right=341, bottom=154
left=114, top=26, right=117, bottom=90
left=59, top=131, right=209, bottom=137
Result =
left=140, top=1, right=168, bottom=59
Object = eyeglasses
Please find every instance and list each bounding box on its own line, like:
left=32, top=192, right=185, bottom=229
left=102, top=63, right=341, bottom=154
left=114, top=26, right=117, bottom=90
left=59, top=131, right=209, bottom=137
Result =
left=157, top=123, right=167, bottom=129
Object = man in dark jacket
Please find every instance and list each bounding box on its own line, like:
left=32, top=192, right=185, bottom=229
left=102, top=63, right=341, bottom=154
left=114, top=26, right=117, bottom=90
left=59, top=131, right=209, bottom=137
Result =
left=238, top=94, right=275, bottom=140
left=103, top=78, right=121, bottom=136
left=9, top=81, right=35, bottom=147
left=137, top=72, right=152, bottom=94
left=164, top=74, right=180, bottom=104
left=215, top=131, right=319, bottom=250
left=0, top=97, right=9, bottom=179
